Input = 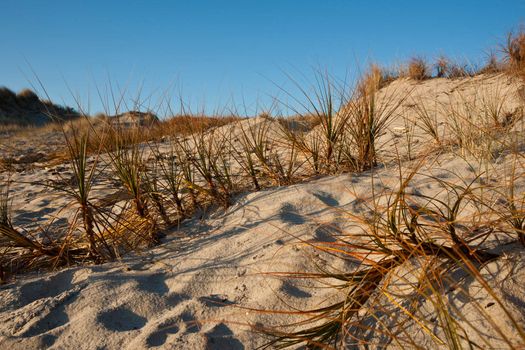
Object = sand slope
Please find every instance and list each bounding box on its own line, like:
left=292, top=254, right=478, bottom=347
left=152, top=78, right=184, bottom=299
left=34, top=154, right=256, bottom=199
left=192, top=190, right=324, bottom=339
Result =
left=1, top=155, right=524, bottom=349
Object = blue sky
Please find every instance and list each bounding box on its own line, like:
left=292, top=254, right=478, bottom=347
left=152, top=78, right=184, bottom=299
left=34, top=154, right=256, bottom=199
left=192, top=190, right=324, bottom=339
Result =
left=1, top=0, right=524, bottom=116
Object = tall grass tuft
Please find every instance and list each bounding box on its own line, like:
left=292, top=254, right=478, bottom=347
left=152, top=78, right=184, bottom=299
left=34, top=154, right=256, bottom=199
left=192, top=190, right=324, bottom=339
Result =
left=107, top=128, right=149, bottom=218
left=503, top=28, right=525, bottom=77
left=176, top=124, right=233, bottom=208
left=105, top=126, right=160, bottom=245
left=342, top=71, right=407, bottom=171
left=277, top=69, right=352, bottom=174
left=407, top=57, right=429, bottom=80
left=60, top=121, right=114, bottom=260
left=435, top=56, right=449, bottom=78
left=229, top=118, right=271, bottom=190
left=412, top=96, right=443, bottom=146
left=150, top=142, right=187, bottom=220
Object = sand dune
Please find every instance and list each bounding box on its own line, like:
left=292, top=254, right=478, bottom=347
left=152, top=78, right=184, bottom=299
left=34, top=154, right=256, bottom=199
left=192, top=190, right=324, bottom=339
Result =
left=1, top=73, right=525, bottom=349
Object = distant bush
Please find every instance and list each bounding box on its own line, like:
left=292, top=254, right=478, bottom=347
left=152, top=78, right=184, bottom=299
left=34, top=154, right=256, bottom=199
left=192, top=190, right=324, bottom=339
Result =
left=503, top=29, right=525, bottom=76
left=432, top=56, right=477, bottom=79
left=16, top=89, right=41, bottom=109
left=0, top=87, right=17, bottom=107
left=357, top=64, right=395, bottom=93
left=447, top=62, right=476, bottom=78
left=434, top=56, right=449, bottom=78
left=407, top=57, right=429, bottom=80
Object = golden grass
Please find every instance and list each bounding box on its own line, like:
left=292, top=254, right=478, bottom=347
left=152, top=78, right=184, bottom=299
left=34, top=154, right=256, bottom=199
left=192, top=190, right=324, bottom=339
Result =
left=503, top=28, right=525, bottom=78
left=407, top=57, right=429, bottom=81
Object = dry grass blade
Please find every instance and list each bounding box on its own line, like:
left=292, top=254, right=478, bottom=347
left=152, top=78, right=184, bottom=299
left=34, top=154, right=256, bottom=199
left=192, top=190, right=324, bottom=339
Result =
left=0, top=181, right=41, bottom=251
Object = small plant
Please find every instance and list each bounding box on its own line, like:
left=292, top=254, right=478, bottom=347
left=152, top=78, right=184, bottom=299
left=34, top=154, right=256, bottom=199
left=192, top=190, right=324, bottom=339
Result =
left=412, top=96, right=442, bottom=145
left=281, top=123, right=324, bottom=175
left=229, top=118, right=272, bottom=190
left=269, top=139, right=302, bottom=185
left=489, top=157, right=525, bottom=246
left=176, top=126, right=232, bottom=208
left=435, top=56, right=449, bottom=78
left=276, top=69, right=352, bottom=174
left=447, top=61, right=476, bottom=78
left=503, top=28, right=525, bottom=77
left=60, top=122, right=113, bottom=260
left=342, top=73, right=407, bottom=171
left=407, top=57, right=429, bottom=80
left=104, top=126, right=160, bottom=244
left=478, top=51, right=502, bottom=74
left=142, top=164, right=171, bottom=226
left=401, top=113, right=417, bottom=161
left=107, top=129, right=149, bottom=218
left=150, top=142, right=186, bottom=220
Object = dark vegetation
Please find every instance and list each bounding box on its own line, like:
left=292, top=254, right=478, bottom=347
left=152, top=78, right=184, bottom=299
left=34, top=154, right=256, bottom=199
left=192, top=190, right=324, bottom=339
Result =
left=0, top=87, right=79, bottom=125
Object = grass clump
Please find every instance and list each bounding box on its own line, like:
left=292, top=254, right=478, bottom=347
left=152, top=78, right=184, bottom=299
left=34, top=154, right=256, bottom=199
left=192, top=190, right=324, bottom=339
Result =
left=0, top=175, right=89, bottom=279
left=435, top=56, right=450, bottom=78
left=175, top=125, right=234, bottom=208
left=230, top=117, right=273, bottom=190
left=275, top=69, right=354, bottom=175
left=407, top=57, right=429, bottom=80
left=60, top=123, right=112, bottom=260
left=149, top=142, right=187, bottom=220
left=342, top=71, right=406, bottom=171
left=503, top=28, right=525, bottom=77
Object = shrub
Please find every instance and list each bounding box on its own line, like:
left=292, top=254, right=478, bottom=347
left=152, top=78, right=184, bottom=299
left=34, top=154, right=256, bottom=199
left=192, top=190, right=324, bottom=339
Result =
left=435, top=56, right=449, bottom=78
left=478, top=51, right=503, bottom=74
left=16, top=89, right=41, bottom=110
left=0, top=87, right=17, bottom=108
left=407, top=57, right=429, bottom=80
left=503, top=29, right=525, bottom=76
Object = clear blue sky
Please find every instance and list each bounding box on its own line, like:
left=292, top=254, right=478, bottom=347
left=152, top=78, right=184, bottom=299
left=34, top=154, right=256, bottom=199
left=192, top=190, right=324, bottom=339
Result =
left=1, top=0, right=524, bottom=116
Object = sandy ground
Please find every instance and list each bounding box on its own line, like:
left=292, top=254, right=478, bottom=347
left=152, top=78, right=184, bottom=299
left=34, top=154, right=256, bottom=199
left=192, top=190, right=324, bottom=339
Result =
left=0, top=73, right=524, bottom=349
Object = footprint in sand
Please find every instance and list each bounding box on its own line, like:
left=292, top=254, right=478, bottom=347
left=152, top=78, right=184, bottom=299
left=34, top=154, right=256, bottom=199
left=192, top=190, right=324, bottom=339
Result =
left=142, top=310, right=201, bottom=347
left=181, top=311, right=200, bottom=334
left=5, top=284, right=84, bottom=338
left=18, top=270, right=76, bottom=306
left=146, top=323, right=180, bottom=347
left=314, top=224, right=338, bottom=242
left=198, top=294, right=235, bottom=308
left=279, top=203, right=305, bottom=225
left=205, top=323, right=244, bottom=350
left=280, top=281, right=312, bottom=298
left=97, top=307, right=147, bottom=332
